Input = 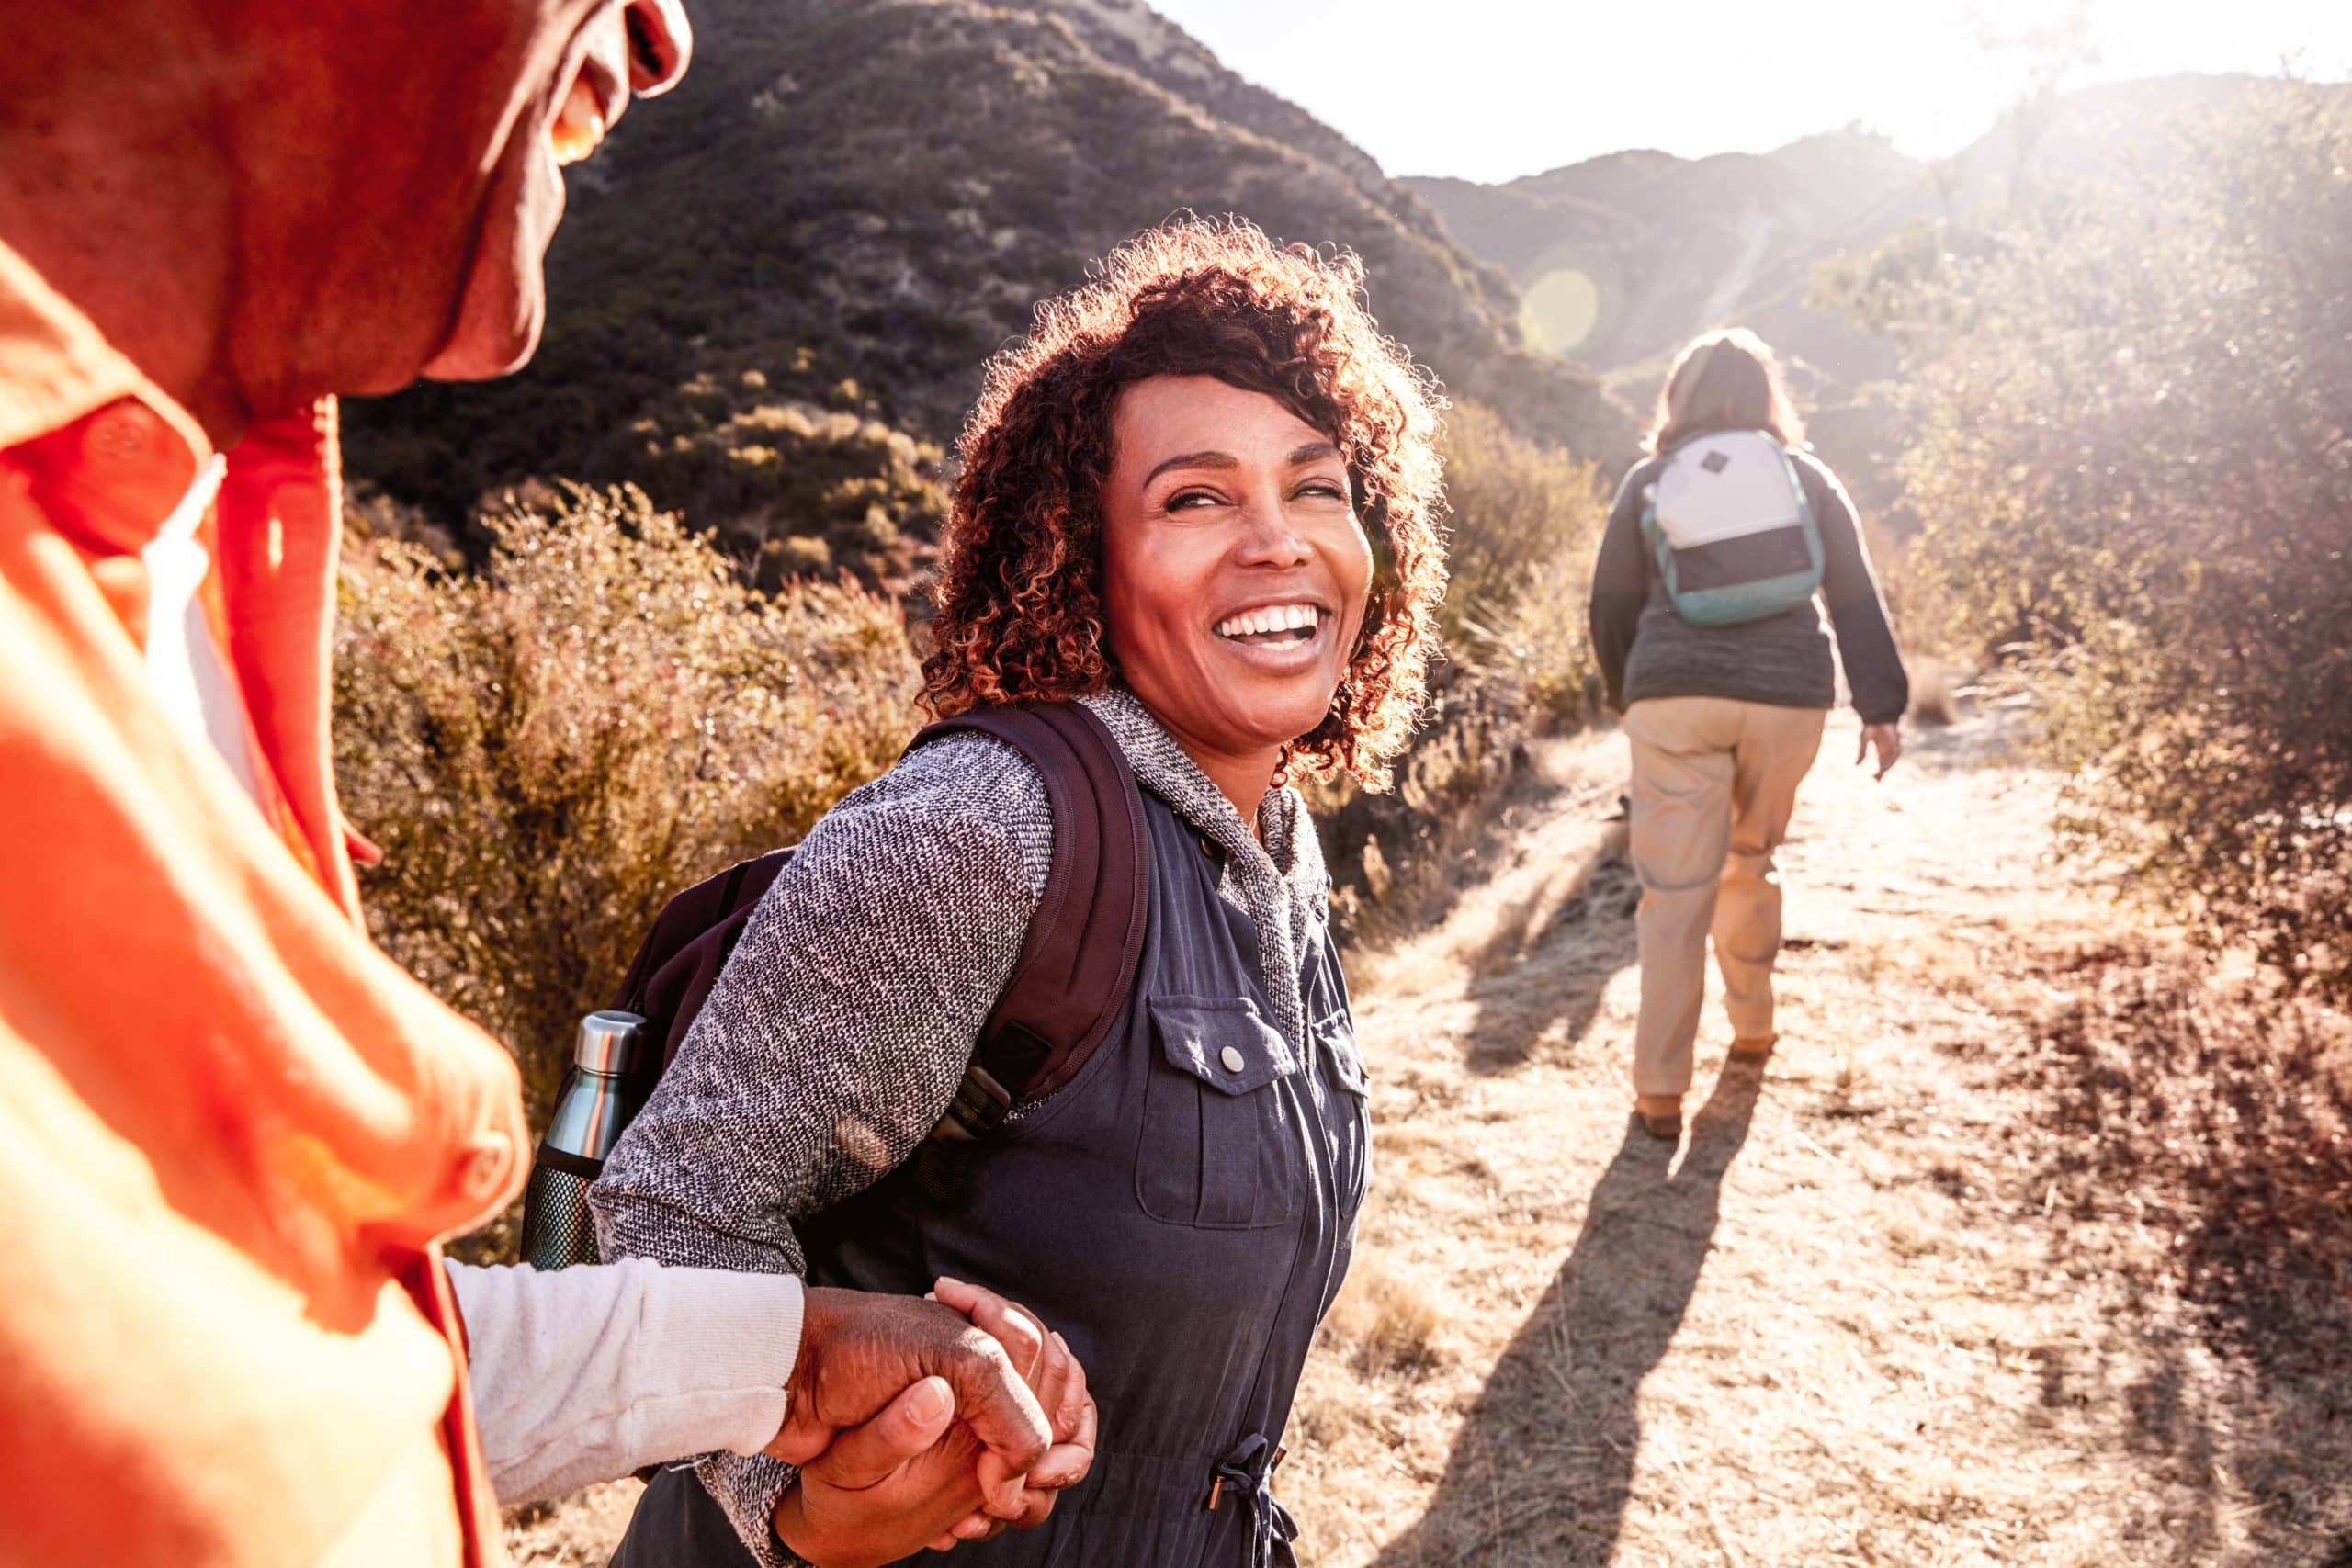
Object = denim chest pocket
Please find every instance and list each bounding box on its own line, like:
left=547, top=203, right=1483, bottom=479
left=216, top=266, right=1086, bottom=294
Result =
left=1316, top=1010, right=1368, bottom=1098
left=1136, top=995, right=1306, bottom=1230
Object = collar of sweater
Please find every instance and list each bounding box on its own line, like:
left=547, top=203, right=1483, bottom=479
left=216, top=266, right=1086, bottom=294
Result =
left=1078, top=686, right=1331, bottom=1048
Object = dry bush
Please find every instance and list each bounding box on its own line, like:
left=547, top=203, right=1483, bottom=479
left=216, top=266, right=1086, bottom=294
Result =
left=334, top=482, right=920, bottom=1137
left=1435, top=400, right=1612, bottom=730
left=616, top=372, right=949, bottom=592
left=1311, top=667, right=1537, bottom=942
left=1989, top=934, right=2352, bottom=1562
left=1841, top=83, right=2352, bottom=1001
left=1314, top=402, right=1611, bottom=935
left=1905, top=655, right=1964, bottom=725
left=2007, top=937, right=2352, bottom=1359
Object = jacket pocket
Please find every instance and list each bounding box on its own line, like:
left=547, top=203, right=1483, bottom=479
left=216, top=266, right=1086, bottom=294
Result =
left=1316, top=1010, right=1368, bottom=1099
left=1136, top=996, right=1306, bottom=1229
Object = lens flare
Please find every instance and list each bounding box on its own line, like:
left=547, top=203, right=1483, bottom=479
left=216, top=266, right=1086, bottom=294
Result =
left=1520, top=265, right=1603, bottom=355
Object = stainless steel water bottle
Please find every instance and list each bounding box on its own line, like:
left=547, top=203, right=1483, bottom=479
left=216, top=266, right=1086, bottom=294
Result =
left=517, top=1010, right=647, bottom=1270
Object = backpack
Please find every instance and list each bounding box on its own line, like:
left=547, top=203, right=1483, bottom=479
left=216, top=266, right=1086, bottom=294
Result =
left=1639, top=430, right=1824, bottom=626
left=597, top=701, right=1149, bottom=1206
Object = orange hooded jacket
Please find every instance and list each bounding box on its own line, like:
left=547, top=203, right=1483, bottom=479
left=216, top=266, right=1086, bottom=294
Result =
left=0, top=240, right=526, bottom=1563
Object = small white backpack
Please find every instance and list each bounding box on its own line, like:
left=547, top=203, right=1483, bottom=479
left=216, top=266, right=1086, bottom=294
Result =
left=1639, top=430, right=1824, bottom=626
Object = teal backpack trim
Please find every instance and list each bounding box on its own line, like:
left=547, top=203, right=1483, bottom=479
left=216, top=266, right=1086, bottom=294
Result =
left=1639, top=436, right=1825, bottom=627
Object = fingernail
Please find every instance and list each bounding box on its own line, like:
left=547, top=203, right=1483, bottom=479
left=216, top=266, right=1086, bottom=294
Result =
left=935, top=1275, right=965, bottom=1292
left=910, top=1378, right=952, bottom=1424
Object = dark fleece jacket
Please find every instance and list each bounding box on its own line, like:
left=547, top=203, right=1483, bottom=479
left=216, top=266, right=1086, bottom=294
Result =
left=1589, top=442, right=1909, bottom=724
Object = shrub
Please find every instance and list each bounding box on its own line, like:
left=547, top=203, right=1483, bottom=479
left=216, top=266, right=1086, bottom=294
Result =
left=1836, top=83, right=2352, bottom=999
left=334, top=482, right=921, bottom=1130
left=1436, top=399, right=1612, bottom=728
left=618, top=376, right=950, bottom=592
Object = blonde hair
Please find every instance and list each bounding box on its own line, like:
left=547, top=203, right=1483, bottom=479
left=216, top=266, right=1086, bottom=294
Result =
left=1645, top=327, right=1806, bottom=455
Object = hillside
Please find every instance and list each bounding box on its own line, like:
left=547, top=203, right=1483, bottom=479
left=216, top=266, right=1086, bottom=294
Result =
left=1406, top=73, right=2335, bottom=515
left=1409, top=130, right=1924, bottom=388
left=1409, top=129, right=1928, bottom=516
left=345, top=0, right=1633, bottom=559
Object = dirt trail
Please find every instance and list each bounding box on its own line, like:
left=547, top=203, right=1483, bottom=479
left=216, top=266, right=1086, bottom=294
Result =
left=1286, top=705, right=2352, bottom=1567
left=511, top=705, right=2351, bottom=1567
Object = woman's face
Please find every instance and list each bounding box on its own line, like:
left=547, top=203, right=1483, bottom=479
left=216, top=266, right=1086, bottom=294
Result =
left=1100, top=375, right=1374, bottom=767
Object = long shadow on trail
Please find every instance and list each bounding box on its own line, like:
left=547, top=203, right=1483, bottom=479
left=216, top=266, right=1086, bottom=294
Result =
left=1375, top=1059, right=1765, bottom=1566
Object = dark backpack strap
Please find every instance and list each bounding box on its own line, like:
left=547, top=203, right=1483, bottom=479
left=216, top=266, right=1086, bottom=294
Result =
left=904, top=701, right=1149, bottom=1156
left=609, top=847, right=794, bottom=1074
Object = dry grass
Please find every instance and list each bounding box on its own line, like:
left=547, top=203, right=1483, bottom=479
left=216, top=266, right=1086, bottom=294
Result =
left=508, top=704, right=2352, bottom=1566
left=1286, top=705, right=2352, bottom=1566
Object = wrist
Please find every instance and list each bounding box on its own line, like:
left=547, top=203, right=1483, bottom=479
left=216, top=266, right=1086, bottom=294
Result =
left=771, top=1483, right=831, bottom=1566
left=780, top=1287, right=845, bottom=1427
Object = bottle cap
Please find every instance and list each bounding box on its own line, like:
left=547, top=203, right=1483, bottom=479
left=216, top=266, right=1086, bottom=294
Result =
left=575, top=1010, right=648, bottom=1075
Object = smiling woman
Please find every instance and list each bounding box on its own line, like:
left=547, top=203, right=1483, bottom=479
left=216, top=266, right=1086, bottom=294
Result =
left=590, top=217, right=1451, bottom=1568
left=929, top=217, right=1448, bottom=797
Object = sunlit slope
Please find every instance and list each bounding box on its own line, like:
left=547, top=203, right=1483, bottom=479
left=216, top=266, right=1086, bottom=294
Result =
left=346, top=0, right=1634, bottom=529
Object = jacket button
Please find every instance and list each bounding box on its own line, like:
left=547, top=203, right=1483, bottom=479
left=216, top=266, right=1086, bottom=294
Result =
left=1219, top=1045, right=1246, bottom=1074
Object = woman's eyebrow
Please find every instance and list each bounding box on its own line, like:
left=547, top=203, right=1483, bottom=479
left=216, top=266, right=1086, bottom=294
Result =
left=1141, top=441, right=1341, bottom=486
left=1143, top=450, right=1238, bottom=484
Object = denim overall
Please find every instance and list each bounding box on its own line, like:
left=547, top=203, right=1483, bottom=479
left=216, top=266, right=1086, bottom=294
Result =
left=615, top=784, right=1370, bottom=1567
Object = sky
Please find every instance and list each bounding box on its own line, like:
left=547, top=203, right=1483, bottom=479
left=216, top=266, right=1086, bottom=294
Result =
left=1145, top=0, right=2352, bottom=184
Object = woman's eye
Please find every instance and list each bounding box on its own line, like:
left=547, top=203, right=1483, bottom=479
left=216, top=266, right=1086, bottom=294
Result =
left=1296, top=481, right=1350, bottom=503
left=1165, top=490, right=1221, bottom=512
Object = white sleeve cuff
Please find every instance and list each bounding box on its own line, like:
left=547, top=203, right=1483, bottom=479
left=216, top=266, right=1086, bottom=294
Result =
left=449, top=1257, right=803, bottom=1505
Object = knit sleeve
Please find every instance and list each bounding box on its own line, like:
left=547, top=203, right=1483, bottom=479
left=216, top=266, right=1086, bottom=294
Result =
left=1589, top=460, right=1655, bottom=714
left=1802, top=456, right=1910, bottom=724
left=587, top=732, right=1054, bottom=1563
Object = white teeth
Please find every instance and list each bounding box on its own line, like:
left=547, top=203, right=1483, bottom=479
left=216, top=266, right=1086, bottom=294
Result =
left=550, top=74, right=607, bottom=166
left=1215, top=604, right=1323, bottom=639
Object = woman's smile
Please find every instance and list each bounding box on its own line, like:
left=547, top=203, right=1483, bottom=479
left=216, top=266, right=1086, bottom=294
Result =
left=1209, top=597, right=1333, bottom=662
left=1100, top=374, right=1374, bottom=816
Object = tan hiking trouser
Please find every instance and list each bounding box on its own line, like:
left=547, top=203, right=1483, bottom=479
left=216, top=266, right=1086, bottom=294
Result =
left=1623, top=696, right=1828, bottom=1099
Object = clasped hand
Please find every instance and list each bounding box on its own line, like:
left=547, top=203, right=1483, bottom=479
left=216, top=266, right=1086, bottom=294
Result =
left=767, top=1278, right=1097, bottom=1566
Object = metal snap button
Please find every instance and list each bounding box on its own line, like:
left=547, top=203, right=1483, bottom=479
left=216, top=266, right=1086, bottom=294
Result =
left=1219, top=1045, right=1246, bottom=1074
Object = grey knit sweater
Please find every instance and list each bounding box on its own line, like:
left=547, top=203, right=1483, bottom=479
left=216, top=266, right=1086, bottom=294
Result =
left=588, top=687, right=1333, bottom=1565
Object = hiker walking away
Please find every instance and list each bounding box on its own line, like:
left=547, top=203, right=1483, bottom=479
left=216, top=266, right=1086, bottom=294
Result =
left=1588, top=328, right=1907, bottom=1142
left=591, top=218, right=1450, bottom=1568
left=0, top=4, right=1089, bottom=1561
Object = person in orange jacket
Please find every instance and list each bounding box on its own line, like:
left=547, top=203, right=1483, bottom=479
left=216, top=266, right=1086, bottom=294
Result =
left=0, top=2, right=1092, bottom=1563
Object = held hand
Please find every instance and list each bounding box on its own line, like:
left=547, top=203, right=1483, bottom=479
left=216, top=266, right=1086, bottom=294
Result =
left=1857, top=721, right=1902, bottom=781
left=930, top=1277, right=1099, bottom=1540
left=770, top=1281, right=1100, bottom=1562
left=766, top=1288, right=1050, bottom=1518
left=772, top=1376, right=986, bottom=1568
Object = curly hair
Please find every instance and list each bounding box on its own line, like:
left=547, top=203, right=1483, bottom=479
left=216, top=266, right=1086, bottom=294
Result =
left=923, top=217, right=1448, bottom=791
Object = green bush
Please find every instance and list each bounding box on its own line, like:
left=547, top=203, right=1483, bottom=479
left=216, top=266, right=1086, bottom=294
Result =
left=1837, top=83, right=2352, bottom=999
left=334, top=482, right=921, bottom=1129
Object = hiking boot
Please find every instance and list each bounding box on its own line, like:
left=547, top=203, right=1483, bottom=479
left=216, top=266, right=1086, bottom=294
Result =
left=1634, top=1093, right=1683, bottom=1141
